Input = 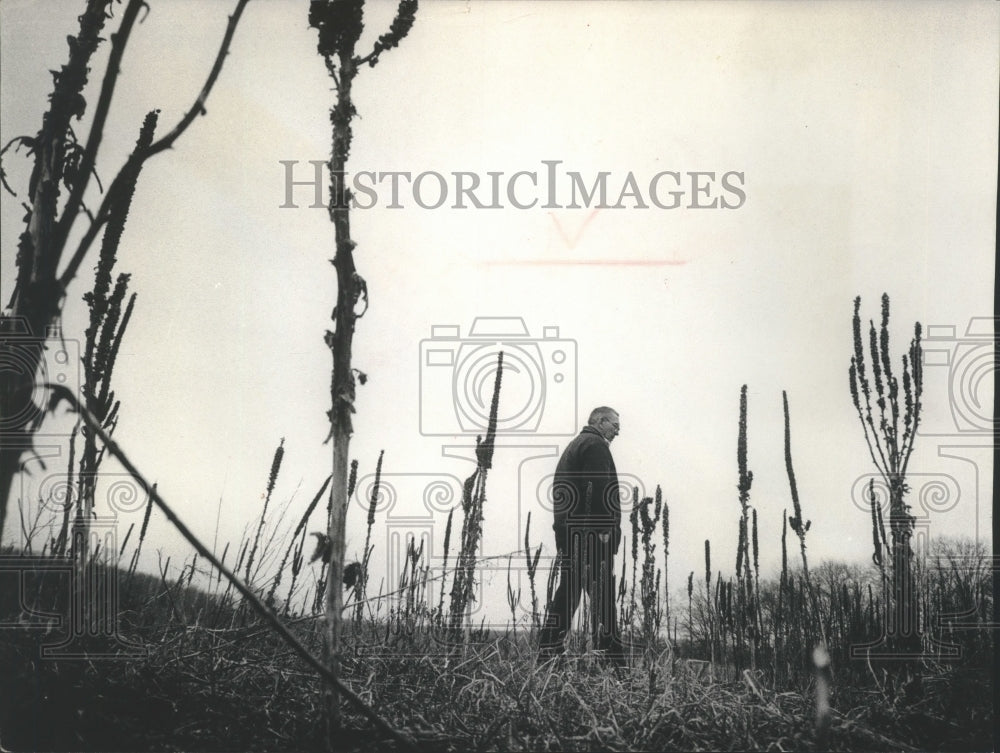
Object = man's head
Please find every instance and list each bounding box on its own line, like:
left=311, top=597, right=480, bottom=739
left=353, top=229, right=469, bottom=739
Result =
left=588, top=406, right=620, bottom=442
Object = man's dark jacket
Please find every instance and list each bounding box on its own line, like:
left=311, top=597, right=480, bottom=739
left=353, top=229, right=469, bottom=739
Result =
left=552, top=425, right=621, bottom=551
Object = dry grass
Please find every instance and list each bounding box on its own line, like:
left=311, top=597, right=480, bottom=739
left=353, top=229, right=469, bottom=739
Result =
left=1, top=377, right=992, bottom=752
left=0, top=544, right=992, bottom=752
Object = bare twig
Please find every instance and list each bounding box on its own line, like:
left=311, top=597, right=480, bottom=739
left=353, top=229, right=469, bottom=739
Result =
left=47, top=383, right=417, bottom=752
left=59, top=0, right=250, bottom=289
left=52, top=0, right=145, bottom=260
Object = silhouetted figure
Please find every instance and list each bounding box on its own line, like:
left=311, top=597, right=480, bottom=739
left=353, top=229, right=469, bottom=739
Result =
left=540, top=406, right=627, bottom=665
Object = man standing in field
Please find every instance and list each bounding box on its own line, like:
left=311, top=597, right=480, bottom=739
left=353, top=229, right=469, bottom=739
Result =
left=539, top=406, right=626, bottom=664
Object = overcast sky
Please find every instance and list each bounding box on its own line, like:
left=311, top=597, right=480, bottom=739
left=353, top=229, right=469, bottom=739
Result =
left=2, top=0, right=996, bottom=623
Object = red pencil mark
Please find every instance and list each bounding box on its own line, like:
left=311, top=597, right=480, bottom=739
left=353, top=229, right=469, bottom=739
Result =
left=485, top=208, right=690, bottom=267
left=484, top=258, right=689, bottom=267
left=549, top=208, right=600, bottom=249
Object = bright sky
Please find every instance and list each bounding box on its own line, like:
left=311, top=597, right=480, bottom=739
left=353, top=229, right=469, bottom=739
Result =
left=2, top=0, right=996, bottom=624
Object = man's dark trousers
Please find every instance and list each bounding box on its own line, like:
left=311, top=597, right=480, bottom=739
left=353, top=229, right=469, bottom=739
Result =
left=540, top=524, right=624, bottom=656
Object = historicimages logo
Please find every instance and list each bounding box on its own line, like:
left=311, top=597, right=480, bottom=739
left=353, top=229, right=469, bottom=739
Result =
left=279, top=159, right=746, bottom=211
